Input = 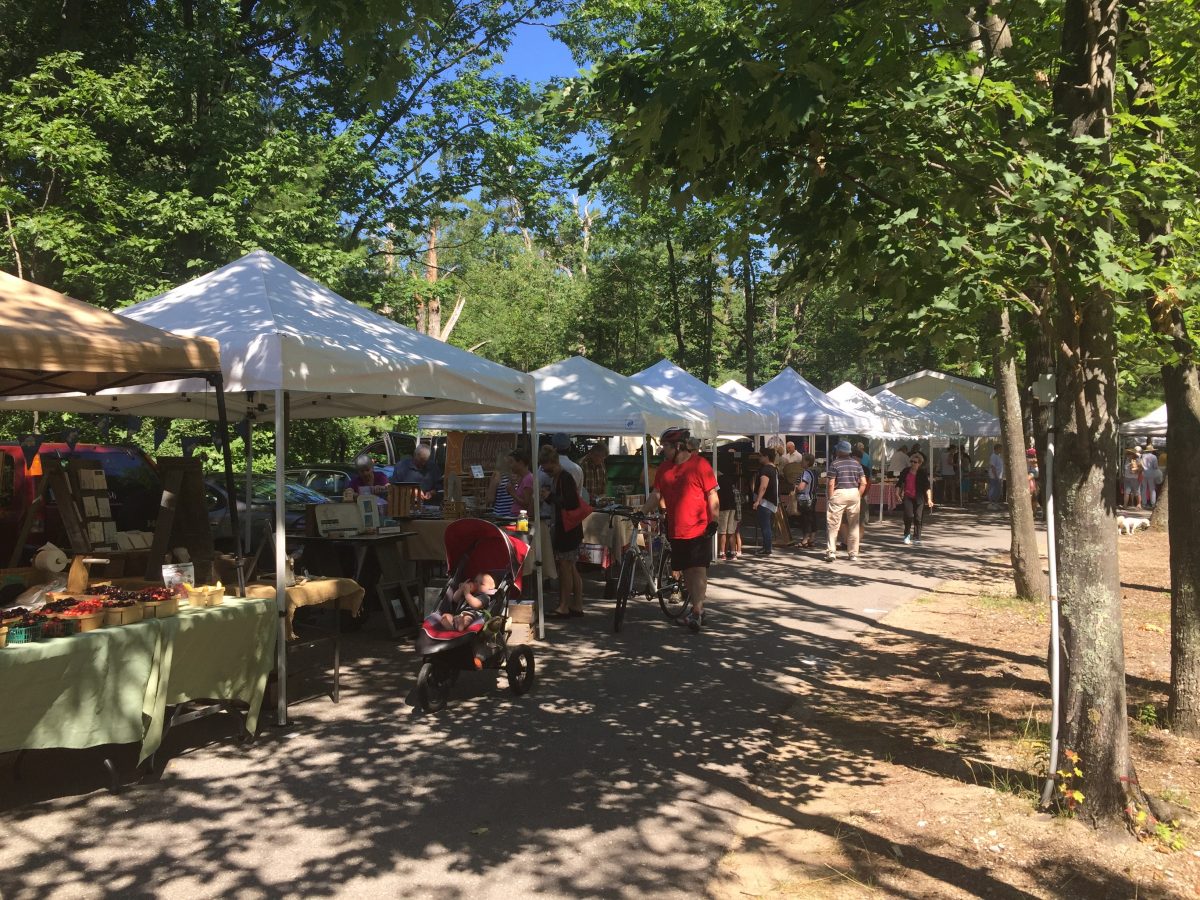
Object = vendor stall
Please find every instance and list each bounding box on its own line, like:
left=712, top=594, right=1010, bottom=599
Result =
left=749, top=368, right=875, bottom=439
left=1121, top=404, right=1167, bottom=439
left=418, top=355, right=715, bottom=594
left=0, top=272, right=243, bottom=574
left=2, top=251, right=539, bottom=724
left=1, top=594, right=276, bottom=765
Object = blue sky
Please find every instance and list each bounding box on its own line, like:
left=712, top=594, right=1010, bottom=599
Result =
left=500, top=21, right=582, bottom=84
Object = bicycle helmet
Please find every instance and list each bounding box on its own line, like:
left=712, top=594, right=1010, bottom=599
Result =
left=660, top=426, right=690, bottom=445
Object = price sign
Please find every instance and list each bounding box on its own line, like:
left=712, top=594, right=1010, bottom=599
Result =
left=470, top=464, right=485, bottom=479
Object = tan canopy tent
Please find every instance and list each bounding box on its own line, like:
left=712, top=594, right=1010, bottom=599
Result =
left=0, top=271, right=222, bottom=396
left=0, top=270, right=243, bottom=589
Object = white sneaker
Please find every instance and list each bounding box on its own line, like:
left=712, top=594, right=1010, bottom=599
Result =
left=848, top=553, right=858, bottom=561
left=913, top=539, right=922, bottom=546
left=823, top=552, right=836, bottom=562
left=903, top=534, right=912, bottom=545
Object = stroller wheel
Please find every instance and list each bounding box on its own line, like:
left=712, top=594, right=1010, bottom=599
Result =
left=506, top=646, right=535, bottom=696
left=416, top=661, right=450, bottom=713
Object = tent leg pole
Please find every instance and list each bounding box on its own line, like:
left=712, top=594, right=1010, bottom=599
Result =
left=712, top=442, right=719, bottom=559
left=643, top=437, right=653, bottom=578
left=531, top=411, right=544, bottom=641
left=245, top=418, right=254, bottom=557
left=275, top=390, right=288, bottom=726
left=213, top=379, right=245, bottom=596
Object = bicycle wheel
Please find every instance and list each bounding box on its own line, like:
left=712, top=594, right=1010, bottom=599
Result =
left=656, top=545, right=690, bottom=621
left=613, top=553, right=635, bottom=632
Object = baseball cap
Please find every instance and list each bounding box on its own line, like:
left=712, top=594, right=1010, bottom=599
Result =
left=551, top=433, right=571, bottom=451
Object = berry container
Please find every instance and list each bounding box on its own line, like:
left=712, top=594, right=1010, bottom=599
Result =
left=6, top=621, right=42, bottom=644
left=142, top=596, right=179, bottom=619
left=102, top=603, right=145, bottom=627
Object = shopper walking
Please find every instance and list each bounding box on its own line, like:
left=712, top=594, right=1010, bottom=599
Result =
left=642, top=426, right=719, bottom=632
left=987, top=443, right=1005, bottom=510
left=540, top=445, right=584, bottom=618
left=825, top=441, right=868, bottom=562
left=895, top=451, right=934, bottom=544
left=940, top=446, right=960, bottom=504
left=1122, top=447, right=1143, bottom=509
left=1141, top=443, right=1161, bottom=508
left=716, top=453, right=740, bottom=561
left=752, top=447, right=780, bottom=557
left=794, top=453, right=818, bottom=548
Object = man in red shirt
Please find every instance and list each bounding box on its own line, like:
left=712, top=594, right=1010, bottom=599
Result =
left=643, top=426, right=719, bottom=632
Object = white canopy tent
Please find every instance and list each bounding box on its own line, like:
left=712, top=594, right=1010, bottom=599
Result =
left=874, top=389, right=960, bottom=436
left=750, top=368, right=875, bottom=434
left=630, top=359, right=778, bottom=436
left=3, top=250, right=539, bottom=723
left=923, top=390, right=1001, bottom=438
left=1121, top=404, right=1167, bottom=438
left=826, top=382, right=911, bottom=437
left=717, top=379, right=753, bottom=402
left=9, top=250, right=534, bottom=420
left=419, top=355, right=713, bottom=439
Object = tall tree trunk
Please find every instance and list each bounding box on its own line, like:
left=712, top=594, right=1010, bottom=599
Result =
left=995, top=305, right=1047, bottom=601
left=1122, top=0, right=1200, bottom=738
left=1051, top=0, right=1144, bottom=824
left=701, top=252, right=715, bottom=383
left=423, top=220, right=441, bottom=338
left=743, top=248, right=756, bottom=389
left=1163, top=373, right=1200, bottom=733
left=665, top=235, right=686, bottom=360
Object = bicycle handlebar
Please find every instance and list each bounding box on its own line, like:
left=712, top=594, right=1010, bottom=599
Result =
left=598, top=505, right=659, bottom=526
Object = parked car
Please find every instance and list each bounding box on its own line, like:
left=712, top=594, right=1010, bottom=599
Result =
left=359, top=431, right=418, bottom=466
left=286, top=464, right=395, bottom=499
left=0, top=442, right=160, bottom=565
left=205, top=476, right=329, bottom=545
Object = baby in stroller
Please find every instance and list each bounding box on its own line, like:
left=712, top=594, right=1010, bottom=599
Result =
left=438, top=572, right=497, bottom=632
left=414, top=518, right=535, bottom=711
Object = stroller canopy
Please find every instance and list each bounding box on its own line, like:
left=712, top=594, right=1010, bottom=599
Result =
left=444, top=518, right=528, bottom=591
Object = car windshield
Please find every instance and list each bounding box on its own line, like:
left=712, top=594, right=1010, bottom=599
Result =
left=249, top=477, right=327, bottom=505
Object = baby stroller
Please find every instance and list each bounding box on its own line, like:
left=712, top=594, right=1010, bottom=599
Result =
left=414, top=518, right=536, bottom=712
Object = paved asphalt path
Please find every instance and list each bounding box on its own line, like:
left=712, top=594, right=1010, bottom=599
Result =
left=1, top=507, right=1012, bottom=899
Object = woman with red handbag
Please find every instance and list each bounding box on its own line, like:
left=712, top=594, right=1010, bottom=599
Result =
left=540, top=445, right=587, bottom=618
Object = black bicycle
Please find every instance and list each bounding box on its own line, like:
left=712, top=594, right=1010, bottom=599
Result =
left=601, top=506, right=690, bottom=632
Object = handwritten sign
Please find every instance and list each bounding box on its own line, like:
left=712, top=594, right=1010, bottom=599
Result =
left=470, top=464, right=485, bottom=479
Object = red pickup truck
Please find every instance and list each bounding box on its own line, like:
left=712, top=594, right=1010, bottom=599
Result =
left=0, top=443, right=161, bottom=565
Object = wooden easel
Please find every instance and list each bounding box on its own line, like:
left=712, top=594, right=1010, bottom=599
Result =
left=68, top=459, right=118, bottom=551
left=145, top=457, right=215, bottom=583
left=8, top=465, right=89, bottom=567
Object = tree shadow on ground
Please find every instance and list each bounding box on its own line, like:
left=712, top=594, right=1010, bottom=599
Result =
left=0, top=511, right=1150, bottom=899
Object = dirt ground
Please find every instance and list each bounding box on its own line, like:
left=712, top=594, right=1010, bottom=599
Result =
left=713, top=526, right=1200, bottom=899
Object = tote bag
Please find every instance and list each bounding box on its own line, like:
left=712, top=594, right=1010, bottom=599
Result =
left=561, top=498, right=593, bottom=532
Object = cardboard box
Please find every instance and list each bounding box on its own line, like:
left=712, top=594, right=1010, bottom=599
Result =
left=506, top=621, right=534, bottom=644
left=509, top=601, right=535, bottom=624
left=620, top=494, right=645, bottom=508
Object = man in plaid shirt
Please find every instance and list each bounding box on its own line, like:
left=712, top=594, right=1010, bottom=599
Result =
left=582, top=442, right=609, bottom=500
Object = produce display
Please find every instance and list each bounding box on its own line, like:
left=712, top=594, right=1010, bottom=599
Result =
left=1, top=584, right=194, bottom=646
left=43, top=597, right=105, bottom=617
left=94, top=585, right=173, bottom=604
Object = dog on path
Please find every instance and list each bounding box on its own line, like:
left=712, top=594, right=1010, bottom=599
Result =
left=1117, top=515, right=1149, bottom=535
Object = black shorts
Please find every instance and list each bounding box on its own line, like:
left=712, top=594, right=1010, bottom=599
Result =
left=671, top=534, right=712, bottom=571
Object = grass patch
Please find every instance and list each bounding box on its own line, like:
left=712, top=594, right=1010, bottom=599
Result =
left=974, top=593, right=1026, bottom=611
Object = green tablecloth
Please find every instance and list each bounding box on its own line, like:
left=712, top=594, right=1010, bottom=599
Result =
left=0, top=597, right=276, bottom=763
